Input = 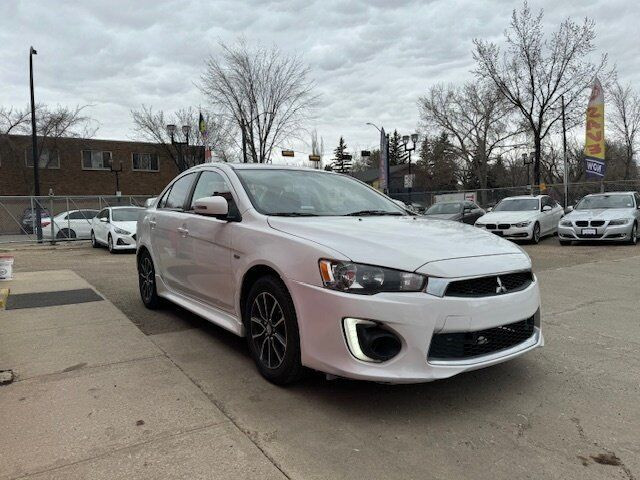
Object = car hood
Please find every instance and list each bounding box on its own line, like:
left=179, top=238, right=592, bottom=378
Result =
left=477, top=211, right=539, bottom=224
left=111, top=221, right=138, bottom=233
left=267, top=216, right=525, bottom=272
left=565, top=208, right=635, bottom=220
left=424, top=213, right=462, bottom=221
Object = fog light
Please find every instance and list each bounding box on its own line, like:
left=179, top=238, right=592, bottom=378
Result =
left=343, top=318, right=402, bottom=362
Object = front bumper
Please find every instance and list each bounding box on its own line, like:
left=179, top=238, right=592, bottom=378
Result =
left=112, top=233, right=137, bottom=250
left=288, top=277, right=542, bottom=383
left=477, top=224, right=533, bottom=240
left=558, top=222, right=634, bottom=242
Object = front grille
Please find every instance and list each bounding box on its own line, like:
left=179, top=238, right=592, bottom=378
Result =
left=428, top=317, right=535, bottom=360
left=590, top=220, right=605, bottom=227
left=498, top=223, right=510, bottom=230
left=486, top=223, right=497, bottom=230
left=576, top=221, right=588, bottom=227
left=445, top=271, right=534, bottom=297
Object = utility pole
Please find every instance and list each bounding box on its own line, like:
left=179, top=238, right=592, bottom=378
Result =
left=29, top=46, right=43, bottom=242
left=561, top=96, right=569, bottom=208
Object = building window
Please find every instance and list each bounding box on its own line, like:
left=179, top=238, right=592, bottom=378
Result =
left=25, top=147, right=60, bottom=169
left=82, top=150, right=112, bottom=170
left=132, top=153, right=159, bottom=172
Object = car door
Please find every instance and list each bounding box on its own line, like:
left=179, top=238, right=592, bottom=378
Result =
left=540, top=197, right=556, bottom=234
left=77, top=210, right=98, bottom=238
left=149, top=172, right=197, bottom=294
left=180, top=169, right=238, bottom=312
left=94, top=209, right=109, bottom=242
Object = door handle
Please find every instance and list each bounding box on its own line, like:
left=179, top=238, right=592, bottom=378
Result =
left=177, top=226, right=189, bottom=237
left=149, top=218, right=157, bottom=228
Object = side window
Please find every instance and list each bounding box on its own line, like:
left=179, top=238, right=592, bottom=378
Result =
left=635, top=193, right=640, bottom=207
left=157, top=187, right=172, bottom=209
left=68, top=211, right=84, bottom=220
left=189, top=170, right=240, bottom=218
left=164, top=173, right=196, bottom=210
left=97, top=209, right=107, bottom=220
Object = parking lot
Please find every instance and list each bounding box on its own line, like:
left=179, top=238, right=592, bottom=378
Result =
left=1, top=237, right=639, bottom=480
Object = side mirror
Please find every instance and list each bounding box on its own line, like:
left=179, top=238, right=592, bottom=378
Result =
left=392, top=199, right=407, bottom=209
left=487, top=207, right=493, bottom=212
left=542, top=205, right=552, bottom=212
left=100, top=217, right=108, bottom=223
left=193, top=196, right=229, bottom=218
left=144, top=197, right=157, bottom=208
left=565, top=205, right=574, bottom=213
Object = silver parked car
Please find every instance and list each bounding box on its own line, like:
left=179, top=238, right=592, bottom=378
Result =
left=558, top=192, right=640, bottom=245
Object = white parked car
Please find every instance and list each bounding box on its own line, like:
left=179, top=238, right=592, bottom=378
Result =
left=137, top=164, right=543, bottom=385
left=558, top=192, right=640, bottom=245
left=91, top=206, right=142, bottom=253
left=41, top=209, right=99, bottom=239
left=475, top=195, right=564, bottom=243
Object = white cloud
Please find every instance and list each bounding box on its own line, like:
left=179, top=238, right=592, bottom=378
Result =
left=1, top=0, right=638, bottom=160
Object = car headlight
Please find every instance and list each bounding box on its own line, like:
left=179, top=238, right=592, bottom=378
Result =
left=513, top=221, right=531, bottom=228
left=318, top=259, right=427, bottom=294
left=608, top=218, right=630, bottom=226
left=560, top=220, right=572, bottom=227
left=113, top=227, right=131, bottom=235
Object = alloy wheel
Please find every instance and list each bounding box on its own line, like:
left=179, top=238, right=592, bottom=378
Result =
left=533, top=223, right=540, bottom=243
left=138, top=255, right=155, bottom=304
left=250, top=292, right=287, bottom=370
left=108, top=235, right=113, bottom=252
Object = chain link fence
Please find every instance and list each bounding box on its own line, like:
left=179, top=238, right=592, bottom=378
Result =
left=0, top=195, right=153, bottom=244
left=389, top=180, right=640, bottom=212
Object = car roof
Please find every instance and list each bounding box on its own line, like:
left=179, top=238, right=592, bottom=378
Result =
left=187, top=162, right=325, bottom=173
left=584, top=191, right=637, bottom=197
left=108, top=206, right=143, bottom=209
left=501, top=195, right=544, bottom=200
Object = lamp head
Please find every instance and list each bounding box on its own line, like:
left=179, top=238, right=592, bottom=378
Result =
left=182, top=125, right=191, bottom=136
left=411, top=133, right=419, bottom=144
left=402, top=135, right=410, bottom=145
left=166, top=124, right=176, bottom=136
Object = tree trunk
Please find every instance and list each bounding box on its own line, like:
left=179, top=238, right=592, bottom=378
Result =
left=533, top=136, right=542, bottom=192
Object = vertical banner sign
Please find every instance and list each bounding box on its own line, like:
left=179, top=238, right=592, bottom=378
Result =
left=378, top=127, right=388, bottom=191
left=584, top=78, right=605, bottom=178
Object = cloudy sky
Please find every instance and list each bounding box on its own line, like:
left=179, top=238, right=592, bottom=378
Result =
left=1, top=0, right=638, bottom=161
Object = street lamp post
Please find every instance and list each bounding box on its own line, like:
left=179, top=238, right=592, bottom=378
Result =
left=109, top=160, right=123, bottom=196
left=166, top=124, right=191, bottom=172
left=366, top=122, right=390, bottom=193
left=402, top=133, right=419, bottom=202
left=29, top=46, right=43, bottom=242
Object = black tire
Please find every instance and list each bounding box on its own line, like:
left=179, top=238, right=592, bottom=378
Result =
left=628, top=222, right=638, bottom=245
left=56, top=228, right=76, bottom=240
left=559, top=240, right=572, bottom=246
left=137, top=250, right=162, bottom=309
left=531, top=222, right=541, bottom=244
left=244, top=275, right=304, bottom=385
left=91, top=231, right=100, bottom=248
left=107, top=234, right=115, bottom=253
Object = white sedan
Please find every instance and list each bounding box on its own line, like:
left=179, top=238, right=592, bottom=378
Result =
left=475, top=195, right=564, bottom=243
left=136, top=164, right=542, bottom=385
left=41, top=209, right=98, bottom=239
left=91, top=206, right=142, bottom=253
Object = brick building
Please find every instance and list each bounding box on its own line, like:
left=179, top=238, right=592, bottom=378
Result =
left=0, top=135, right=202, bottom=196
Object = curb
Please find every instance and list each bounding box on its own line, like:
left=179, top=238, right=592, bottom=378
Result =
left=0, top=288, right=9, bottom=309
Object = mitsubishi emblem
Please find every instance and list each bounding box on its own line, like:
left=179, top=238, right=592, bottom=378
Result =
left=496, top=276, right=508, bottom=294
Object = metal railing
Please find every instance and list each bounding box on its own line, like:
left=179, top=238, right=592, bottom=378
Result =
left=0, top=195, right=153, bottom=244
left=389, top=180, right=640, bottom=211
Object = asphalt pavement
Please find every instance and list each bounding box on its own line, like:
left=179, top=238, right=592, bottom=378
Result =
left=1, top=236, right=639, bottom=480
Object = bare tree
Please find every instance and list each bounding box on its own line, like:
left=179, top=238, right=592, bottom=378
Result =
left=419, top=81, right=521, bottom=201
left=0, top=106, right=31, bottom=135
left=473, top=1, right=610, bottom=186
left=200, top=40, right=319, bottom=163
left=610, top=81, right=640, bottom=179
left=131, top=105, right=236, bottom=171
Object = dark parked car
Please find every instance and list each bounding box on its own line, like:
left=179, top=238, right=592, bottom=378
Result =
left=424, top=201, right=485, bottom=225
left=19, top=207, right=51, bottom=234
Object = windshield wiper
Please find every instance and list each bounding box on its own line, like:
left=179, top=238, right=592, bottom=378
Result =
left=269, top=212, right=319, bottom=217
left=345, top=210, right=404, bottom=216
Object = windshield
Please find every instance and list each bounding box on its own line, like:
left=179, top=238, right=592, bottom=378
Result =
left=426, top=202, right=462, bottom=215
left=494, top=198, right=539, bottom=212
left=235, top=169, right=406, bottom=216
left=576, top=195, right=634, bottom=210
left=112, top=208, right=142, bottom=222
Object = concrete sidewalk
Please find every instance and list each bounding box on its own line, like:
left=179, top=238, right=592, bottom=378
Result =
left=0, top=270, right=286, bottom=480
